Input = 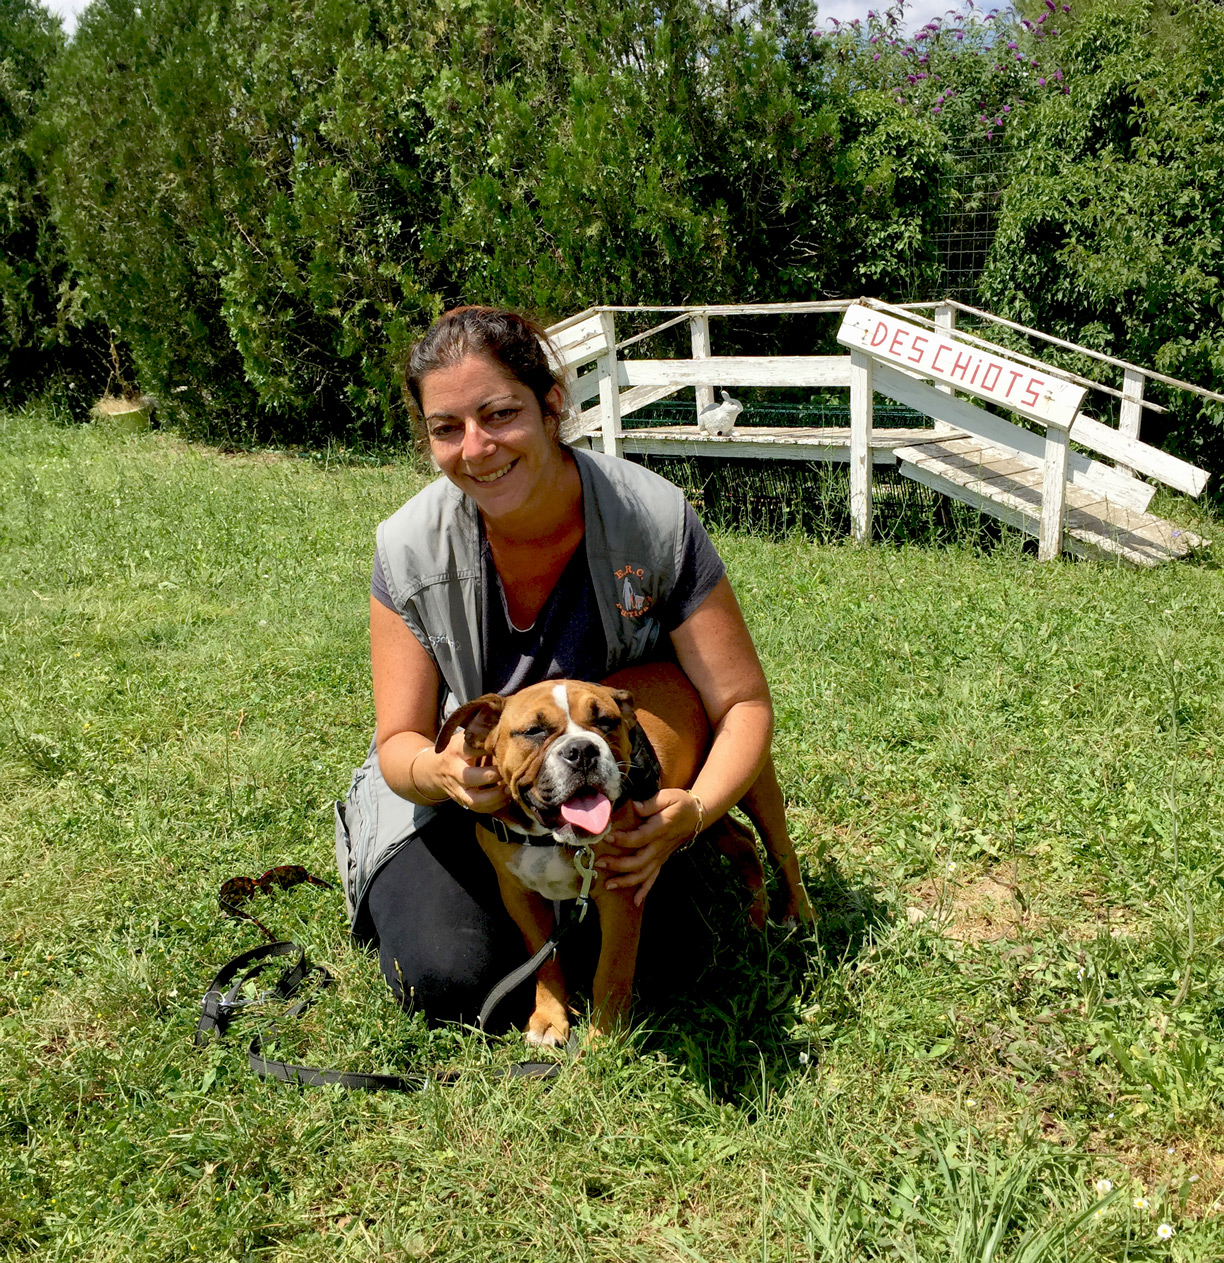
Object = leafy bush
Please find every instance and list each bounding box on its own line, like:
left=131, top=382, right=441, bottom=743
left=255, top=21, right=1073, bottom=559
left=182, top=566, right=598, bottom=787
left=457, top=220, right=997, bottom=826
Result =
left=978, top=0, right=1224, bottom=470
left=0, top=0, right=76, bottom=401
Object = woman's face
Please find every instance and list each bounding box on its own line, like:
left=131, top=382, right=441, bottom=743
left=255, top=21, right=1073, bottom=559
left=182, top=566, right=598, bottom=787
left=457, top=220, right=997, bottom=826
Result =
left=420, top=353, right=565, bottom=525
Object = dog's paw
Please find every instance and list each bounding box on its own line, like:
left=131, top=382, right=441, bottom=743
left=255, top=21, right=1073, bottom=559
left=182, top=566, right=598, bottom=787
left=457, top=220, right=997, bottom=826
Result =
left=525, top=1010, right=570, bottom=1047
left=776, top=892, right=816, bottom=927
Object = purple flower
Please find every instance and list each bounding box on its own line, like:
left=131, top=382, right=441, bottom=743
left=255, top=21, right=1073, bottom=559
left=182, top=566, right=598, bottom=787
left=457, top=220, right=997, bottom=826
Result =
left=916, top=31, right=928, bottom=40
left=986, top=129, right=994, bottom=138
left=1062, top=3, right=1070, bottom=9
left=932, top=106, right=942, bottom=114
left=955, top=31, right=964, bottom=40
left=1053, top=69, right=1064, bottom=81
left=1006, top=40, right=1017, bottom=49
left=873, top=51, right=881, bottom=59
left=907, top=74, right=917, bottom=83
left=1002, top=104, right=1010, bottom=112
left=870, top=33, right=879, bottom=43
left=1037, top=77, right=1046, bottom=85
left=868, top=8, right=876, bottom=16
left=1031, top=58, right=1039, bottom=66
left=994, top=116, right=1002, bottom=125
left=1021, top=18, right=1032, bottom=29
left=1045, top=0, right=1056, bottom=8
left=979, top=113, right=987, bottom=121
left=917, top=70, right=928, bottom=78
left=1038, top=12, right=1046, bottom=21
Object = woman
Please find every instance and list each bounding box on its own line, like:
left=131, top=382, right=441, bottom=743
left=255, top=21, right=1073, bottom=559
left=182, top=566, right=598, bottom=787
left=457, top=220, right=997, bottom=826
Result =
left=336, top=306, right=806, bottom=1027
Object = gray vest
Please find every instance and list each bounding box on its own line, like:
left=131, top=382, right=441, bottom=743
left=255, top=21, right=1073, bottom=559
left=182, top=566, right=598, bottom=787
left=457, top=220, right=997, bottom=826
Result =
left=335, top=447, right=689, bottom=931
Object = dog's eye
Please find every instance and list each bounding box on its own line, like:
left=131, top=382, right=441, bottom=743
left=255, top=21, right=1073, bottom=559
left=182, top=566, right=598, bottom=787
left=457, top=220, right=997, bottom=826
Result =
left=513, top=725, right=548, bottom=742
left=592, top=714, right=621, bottom=734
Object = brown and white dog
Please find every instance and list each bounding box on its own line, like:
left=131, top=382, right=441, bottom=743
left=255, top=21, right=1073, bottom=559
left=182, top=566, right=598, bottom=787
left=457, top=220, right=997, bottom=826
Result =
left=435, top=663, right=812, bottom=1045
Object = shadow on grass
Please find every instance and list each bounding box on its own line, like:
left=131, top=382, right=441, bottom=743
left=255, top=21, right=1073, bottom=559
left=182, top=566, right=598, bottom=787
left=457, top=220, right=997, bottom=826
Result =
left=640, top=854, right=891, bottom=1108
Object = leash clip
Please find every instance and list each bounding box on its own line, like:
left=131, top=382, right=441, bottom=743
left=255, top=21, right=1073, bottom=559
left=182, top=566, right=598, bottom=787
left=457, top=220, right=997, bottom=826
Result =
left=573, top=846, right=597, bottom=923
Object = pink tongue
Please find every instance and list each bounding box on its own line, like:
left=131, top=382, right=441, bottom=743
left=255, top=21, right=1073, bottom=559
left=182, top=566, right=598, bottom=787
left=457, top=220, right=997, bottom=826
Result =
left=559, top=791, right=612, bottom=836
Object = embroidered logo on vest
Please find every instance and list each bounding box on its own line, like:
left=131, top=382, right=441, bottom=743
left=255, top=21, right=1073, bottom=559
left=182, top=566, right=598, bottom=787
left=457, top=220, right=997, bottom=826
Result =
left=614, top=564, right=653, bottom=618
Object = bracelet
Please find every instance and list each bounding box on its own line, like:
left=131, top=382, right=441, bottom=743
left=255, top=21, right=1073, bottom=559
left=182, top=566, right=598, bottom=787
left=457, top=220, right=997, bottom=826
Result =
left=408, top=745, right=446, bottom=805
left=679, top=791, right=705, bottom=850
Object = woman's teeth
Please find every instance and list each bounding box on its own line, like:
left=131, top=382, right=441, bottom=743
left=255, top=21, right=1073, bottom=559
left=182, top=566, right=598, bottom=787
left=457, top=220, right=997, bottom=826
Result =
left=472, top=462, right=515, bottom=483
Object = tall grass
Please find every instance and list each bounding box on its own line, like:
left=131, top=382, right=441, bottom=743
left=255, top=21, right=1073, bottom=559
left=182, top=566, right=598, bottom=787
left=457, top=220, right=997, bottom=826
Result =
left=2, top=405, right=1223, bottom=1260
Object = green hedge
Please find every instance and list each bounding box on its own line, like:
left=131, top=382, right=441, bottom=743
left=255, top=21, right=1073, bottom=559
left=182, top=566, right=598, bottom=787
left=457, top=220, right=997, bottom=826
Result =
left=30, top=0, right=945, bottom=443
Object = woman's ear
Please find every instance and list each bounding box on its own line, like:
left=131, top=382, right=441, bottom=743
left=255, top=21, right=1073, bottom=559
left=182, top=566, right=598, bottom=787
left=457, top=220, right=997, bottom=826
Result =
left=544, top=383, right=565, bottom=438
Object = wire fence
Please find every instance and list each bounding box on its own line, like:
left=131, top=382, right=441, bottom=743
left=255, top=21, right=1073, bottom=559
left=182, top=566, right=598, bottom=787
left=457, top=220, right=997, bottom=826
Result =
left=935, top=143, right=1006, bottom=300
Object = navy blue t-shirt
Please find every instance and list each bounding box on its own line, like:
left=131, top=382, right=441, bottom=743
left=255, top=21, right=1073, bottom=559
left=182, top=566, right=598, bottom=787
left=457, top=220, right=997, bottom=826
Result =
left=372, top=500, right=725, bottom=695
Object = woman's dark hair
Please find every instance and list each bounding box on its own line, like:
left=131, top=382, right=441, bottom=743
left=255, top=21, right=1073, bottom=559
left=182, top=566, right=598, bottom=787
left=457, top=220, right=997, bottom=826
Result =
left=405, top=307, right=566, bottom=440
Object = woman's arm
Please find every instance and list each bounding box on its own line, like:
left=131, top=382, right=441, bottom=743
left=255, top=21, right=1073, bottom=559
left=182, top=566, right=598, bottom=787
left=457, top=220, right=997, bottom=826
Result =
left=599, top=575, right=773, bottom=901
left=370, top=598, right=507, bottom=812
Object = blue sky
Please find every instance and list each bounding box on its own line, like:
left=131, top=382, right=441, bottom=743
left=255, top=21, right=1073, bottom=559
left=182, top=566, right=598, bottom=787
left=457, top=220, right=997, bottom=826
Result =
left=42, top=0, right=956, bottom=38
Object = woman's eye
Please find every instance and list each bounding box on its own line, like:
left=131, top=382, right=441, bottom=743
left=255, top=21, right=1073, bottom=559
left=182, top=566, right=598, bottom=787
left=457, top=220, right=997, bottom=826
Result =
left=429, top=424, right=459, bottom=440
left=489, top=407, right=518, bottom=422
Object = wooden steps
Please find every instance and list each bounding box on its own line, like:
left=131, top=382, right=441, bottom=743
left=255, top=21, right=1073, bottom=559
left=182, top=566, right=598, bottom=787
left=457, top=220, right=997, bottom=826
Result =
left=895, top=436, right=1208, bottom=566
left=615, top=424, right=947, bottom=464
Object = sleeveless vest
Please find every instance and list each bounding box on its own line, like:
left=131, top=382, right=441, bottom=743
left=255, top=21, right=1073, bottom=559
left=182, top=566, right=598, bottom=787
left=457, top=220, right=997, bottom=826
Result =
left=336, top=447, right=689, bottom=933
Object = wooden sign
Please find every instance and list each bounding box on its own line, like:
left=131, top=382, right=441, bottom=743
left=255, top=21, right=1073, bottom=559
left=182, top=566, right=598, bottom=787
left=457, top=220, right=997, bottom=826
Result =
left=837, top=304, right=1086, bottom=430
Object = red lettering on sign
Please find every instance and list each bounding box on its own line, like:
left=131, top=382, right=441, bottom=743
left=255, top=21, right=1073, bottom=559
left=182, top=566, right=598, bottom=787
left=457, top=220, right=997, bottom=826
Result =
left=1023, top=377, right=1043, bottom=408
left=969, top=359, right=983, bottom=386
left=871, top=321, right=889, bottom=348
left=908, top=335, right=928, bottom=363
left=931, top=343, right=951, bottom=375
left=951, top=351, right=973, bottom=381
left=889, top=327, right=909, bottom=356
left=980, top=363, right=1002, bottom=393
left=1004, top=370, right=1024, bottom=399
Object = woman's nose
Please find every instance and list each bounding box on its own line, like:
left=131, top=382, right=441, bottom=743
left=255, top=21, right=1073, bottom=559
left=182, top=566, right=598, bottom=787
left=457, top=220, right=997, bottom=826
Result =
left=460, top=419, right=495, bottom=462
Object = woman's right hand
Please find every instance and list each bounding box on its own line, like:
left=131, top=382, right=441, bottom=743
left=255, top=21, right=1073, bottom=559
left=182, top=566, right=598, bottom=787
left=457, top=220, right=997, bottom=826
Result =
left=414, top=729, right=510, bottom=815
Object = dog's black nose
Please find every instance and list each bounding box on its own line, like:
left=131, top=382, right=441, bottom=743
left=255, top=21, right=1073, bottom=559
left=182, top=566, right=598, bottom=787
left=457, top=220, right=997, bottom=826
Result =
left=554, top=736, right=600, bottom=775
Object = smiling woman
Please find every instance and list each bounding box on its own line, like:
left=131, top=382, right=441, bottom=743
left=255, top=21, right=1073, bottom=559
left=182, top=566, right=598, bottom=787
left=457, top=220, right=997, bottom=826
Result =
left=336, top=306, right=809, bottom=1033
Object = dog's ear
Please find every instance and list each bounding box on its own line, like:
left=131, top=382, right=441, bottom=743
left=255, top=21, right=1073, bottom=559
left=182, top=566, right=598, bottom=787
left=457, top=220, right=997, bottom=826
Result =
left=609, top=688, right=637, bottom=731
left=435, top=694, right=505, bottom=754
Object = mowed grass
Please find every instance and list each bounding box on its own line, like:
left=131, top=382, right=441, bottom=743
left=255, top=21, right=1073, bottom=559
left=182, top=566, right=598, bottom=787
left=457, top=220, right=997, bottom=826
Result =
left=2, top=403, right=1224, bottom=1261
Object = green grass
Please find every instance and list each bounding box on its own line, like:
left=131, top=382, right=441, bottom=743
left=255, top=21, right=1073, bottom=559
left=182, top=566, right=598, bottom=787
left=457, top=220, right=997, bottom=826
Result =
left=3, top=403, right=1224, bottom=1260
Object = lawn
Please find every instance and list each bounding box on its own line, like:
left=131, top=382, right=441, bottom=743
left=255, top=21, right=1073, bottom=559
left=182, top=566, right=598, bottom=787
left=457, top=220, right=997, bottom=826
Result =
left=2, top=403, right=1223, bottom=1261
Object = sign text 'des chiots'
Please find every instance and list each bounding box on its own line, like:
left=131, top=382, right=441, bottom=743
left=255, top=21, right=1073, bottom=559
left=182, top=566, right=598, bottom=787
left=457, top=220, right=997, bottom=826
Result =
left=837, top=304, right=1086, bottom=430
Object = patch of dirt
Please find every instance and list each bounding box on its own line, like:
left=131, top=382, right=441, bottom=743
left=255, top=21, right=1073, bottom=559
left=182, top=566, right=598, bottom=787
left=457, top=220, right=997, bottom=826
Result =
left=907, top=869, right=1038, bottom=943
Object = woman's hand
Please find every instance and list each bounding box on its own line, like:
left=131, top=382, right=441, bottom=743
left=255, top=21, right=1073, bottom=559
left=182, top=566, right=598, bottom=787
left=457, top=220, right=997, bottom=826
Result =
left=598, top=789, right=702, bottom=905
left=414, top=729, right=510, bottom=815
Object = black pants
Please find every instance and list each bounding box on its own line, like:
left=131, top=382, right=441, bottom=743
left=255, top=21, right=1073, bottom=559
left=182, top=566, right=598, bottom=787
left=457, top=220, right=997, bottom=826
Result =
left=364, top=810, right=715, bottom=1031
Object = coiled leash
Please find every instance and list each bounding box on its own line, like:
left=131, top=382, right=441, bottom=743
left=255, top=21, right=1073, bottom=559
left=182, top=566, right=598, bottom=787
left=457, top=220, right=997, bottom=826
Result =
left=196, top=866, right=580, bottom=1090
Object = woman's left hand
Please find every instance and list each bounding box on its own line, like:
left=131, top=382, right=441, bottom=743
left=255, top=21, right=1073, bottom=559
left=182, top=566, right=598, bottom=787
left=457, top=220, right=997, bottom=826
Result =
left=598, top=789, right=702, bottom=905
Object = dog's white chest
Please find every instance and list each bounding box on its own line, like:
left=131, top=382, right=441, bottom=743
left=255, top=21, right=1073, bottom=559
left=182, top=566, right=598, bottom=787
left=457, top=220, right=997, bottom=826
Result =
left=507, top=844, right=582, bottom=901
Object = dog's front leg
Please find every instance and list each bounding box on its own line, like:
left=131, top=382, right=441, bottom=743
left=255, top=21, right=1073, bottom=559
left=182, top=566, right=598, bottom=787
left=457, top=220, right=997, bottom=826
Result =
left=475, top=829, right=571, bottom=1047
left=589, top=878, right=644, bottom=1037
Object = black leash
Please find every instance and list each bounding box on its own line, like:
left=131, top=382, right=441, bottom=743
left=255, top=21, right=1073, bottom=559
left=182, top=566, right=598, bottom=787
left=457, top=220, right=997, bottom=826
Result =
left=196, top=908, right=581, bottom=1091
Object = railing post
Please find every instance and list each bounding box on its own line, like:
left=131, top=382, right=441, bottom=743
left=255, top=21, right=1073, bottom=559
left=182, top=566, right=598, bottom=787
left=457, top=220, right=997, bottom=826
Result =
left=689, top=312, right=714, bottom=425
left=1039, top=423, right=1070, bottom=561
left=597, top=311, right=622, bottom=458
left=932, top=303, right=956, bottom=430
left=1117, top=367, right=1145, bottom=476
left=849, top=349, right=874, bottom=543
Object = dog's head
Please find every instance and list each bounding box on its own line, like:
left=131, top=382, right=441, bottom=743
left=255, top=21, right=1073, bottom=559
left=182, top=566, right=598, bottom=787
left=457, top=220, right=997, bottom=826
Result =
left=436, top=680, right=637, bottom=845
